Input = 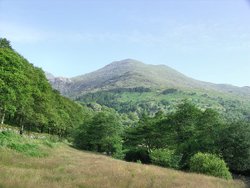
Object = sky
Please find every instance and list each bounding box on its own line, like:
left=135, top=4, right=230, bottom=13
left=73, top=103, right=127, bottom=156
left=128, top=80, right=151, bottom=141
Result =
left=0, top=0, right=250, bottom=86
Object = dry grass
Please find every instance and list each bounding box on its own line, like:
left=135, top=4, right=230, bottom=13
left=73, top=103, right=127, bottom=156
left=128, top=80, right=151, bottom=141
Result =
left=0, top=145, right=246, bottom=188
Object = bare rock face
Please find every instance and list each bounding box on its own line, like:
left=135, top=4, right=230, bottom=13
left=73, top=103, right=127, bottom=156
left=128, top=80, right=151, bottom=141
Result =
left=45, top=72, right=72, bottom=95
left=51, top=77, right=72, bottom=94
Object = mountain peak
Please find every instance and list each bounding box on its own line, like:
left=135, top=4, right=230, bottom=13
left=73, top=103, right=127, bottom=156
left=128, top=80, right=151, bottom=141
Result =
left=106, top=59, right=143, bottom=68
left=113, top=58, right=142, bottom=64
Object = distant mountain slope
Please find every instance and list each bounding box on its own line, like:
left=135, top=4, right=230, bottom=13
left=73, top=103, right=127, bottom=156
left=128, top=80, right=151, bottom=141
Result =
left=46, top=59, right=250, bottom=120
left=46, top=59, right=250, bottom=97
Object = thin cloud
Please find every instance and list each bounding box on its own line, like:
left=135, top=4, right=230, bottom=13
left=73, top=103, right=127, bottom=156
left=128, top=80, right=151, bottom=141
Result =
left=1, top=21, right=250, bottom=53
left=0, top=21, right=50, bottom=43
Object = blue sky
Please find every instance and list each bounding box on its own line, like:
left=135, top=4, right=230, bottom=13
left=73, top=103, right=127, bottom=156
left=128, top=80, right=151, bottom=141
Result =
left=0, top=0, right=250, bottom=86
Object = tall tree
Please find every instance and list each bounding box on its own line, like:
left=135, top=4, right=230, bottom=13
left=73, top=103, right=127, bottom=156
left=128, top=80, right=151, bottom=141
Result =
left=74, top=108, right=123, bottom=156
left=0, top=38, right=12, bottom=49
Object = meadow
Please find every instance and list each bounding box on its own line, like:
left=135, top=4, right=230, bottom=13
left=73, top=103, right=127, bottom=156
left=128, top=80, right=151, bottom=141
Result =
left=0, top=130, right=245, bottom=188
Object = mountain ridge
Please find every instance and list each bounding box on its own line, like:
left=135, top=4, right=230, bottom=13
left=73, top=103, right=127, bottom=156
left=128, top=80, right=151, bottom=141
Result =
left=46, top=59, right=250, bottom=98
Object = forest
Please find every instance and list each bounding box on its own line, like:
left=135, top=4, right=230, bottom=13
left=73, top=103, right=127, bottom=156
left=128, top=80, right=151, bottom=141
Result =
left=0, top=38, right=86, bottom=136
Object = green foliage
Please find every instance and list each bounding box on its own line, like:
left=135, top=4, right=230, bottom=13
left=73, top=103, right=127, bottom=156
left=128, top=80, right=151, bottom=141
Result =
left=123, top=101, right=250, bottom=176
left=0, top=38, right=12, bottom=49
left=160, top=102, right=224, bottom=168
left=0, top=38, right=86, bottom=136
left=74, top=108, right=123, bottom=156
left=124, top=101, right=225, bottom=168
left=219, top=121, right=250, bottom=172
left=189, top=152, right=232, bottom=180
left=0, top=131, right=51, bottom=157
left=124, top=111, right=167, bottom=154
left=150, top=149, right=181, bottom=169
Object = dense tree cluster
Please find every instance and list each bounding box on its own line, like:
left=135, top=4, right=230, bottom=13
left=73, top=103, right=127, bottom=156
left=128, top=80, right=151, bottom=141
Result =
left=74, top=100, right=250, bottom=177
left=74, top=107, right=124, bottom=158
left=123, top=102, right=250, bottom=175
left=0, top=38, right=85, bottom=136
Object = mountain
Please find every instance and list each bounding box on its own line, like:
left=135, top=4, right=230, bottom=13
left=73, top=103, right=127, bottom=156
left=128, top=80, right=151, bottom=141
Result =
left=46, top=59, right=250, bottom=119
left=47, top=59, right=249, bottom=97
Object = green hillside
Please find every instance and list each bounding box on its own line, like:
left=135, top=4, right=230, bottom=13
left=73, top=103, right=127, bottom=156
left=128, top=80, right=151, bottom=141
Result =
left=47, top=59, right=250, bottom=120
left=75, top=86, right=250, bottom=121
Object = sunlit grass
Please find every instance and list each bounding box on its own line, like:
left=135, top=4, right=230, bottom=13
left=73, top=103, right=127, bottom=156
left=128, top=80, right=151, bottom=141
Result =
left=0, top=143, right=245, bottom=188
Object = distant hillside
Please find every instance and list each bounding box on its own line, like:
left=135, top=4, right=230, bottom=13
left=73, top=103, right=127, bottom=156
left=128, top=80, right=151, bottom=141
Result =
left=46, top=59, right=250, bottom=119
left=47, top=59, right=250, bottom=97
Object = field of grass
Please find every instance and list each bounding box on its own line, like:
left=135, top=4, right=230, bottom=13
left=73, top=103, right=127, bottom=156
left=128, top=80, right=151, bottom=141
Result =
left=0, top=131, right=245, bottom=188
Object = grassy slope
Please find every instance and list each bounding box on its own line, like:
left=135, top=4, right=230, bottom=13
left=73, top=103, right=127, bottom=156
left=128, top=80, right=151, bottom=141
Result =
left=0, top=142, right=245, bottom=188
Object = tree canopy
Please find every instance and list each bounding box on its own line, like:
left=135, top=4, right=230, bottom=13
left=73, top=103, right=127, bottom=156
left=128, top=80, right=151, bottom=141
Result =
left=0, top=38, right=86, bottom=136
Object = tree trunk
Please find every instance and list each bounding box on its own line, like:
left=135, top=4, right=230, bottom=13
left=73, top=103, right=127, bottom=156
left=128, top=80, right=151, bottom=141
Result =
left=1, top=113, right=5, bottom=124
left=20, top=125, right=24, bottom=135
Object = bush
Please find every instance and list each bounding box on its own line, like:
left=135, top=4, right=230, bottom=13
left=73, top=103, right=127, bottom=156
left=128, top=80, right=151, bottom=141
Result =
left=150, top=149, right=181, bottom=169
left=189, top=152, right=232, bottom=180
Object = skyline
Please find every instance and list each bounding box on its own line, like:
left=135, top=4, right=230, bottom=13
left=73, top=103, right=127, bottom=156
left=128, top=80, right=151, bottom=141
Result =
left=0, top=0, right=250, bottom=86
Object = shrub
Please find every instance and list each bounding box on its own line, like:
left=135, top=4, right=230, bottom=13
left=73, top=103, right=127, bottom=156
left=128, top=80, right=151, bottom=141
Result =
left=189, top=152, right=232, bottom=180
left=150, top=149, right=181, bottom=169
